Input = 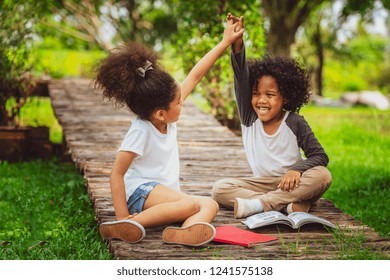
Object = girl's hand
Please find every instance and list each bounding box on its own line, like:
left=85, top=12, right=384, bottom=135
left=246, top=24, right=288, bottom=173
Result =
left=223, top=14, right=245, bottom=46
left=278, top=170, right=301, bottom=192
left=226, top=13, right=244, bottom=52
left=227, top=13, right=244, bottom=31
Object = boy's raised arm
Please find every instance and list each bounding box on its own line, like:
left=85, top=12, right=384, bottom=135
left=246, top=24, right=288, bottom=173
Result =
left=227, top=13, right=244, bottom=53
left=180, top=17, right=244, bottom=102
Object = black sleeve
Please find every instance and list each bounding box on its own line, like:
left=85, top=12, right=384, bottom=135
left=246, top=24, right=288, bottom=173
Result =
left=231, top=44, right=257, bottom=127
left=286, top=113, right=329, bottom=173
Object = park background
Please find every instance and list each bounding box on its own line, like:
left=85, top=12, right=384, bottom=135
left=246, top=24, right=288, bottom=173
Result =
left=0, top=0, right=389, bottom=259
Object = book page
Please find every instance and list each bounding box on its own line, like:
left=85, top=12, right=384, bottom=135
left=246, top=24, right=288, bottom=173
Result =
left=243, top=211, right=292, bottom=229
left=288, top=212, right=335, bottom=228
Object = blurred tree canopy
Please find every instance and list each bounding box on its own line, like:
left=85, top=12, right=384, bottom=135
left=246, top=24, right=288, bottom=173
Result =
left=0, top=0, right=49, bottom=125
left=1, top=0, right=389, bottom=128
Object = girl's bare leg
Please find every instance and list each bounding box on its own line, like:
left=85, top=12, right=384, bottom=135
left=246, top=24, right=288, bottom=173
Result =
left=131, top=184, right=218, bottom=228
left=181, top=196, right=219, bottom=226
left=101, top=184, right=219, bottom=245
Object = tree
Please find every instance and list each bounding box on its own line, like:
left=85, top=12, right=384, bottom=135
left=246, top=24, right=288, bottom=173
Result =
left=294, top=0, right=390, bottom=96
left=0, top=0, right=47, bottom=126
left=40, top=0, right=177, bottom=51
left=31, top=0, right=265, bottom=129
left=261, top=0, right=326, bottom=57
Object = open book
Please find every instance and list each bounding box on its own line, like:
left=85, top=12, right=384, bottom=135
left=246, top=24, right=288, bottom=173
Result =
left=242, top=211, right=335, bottom=230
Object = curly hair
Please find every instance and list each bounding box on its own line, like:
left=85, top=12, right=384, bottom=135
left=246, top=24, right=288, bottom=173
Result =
left=94, top=42, right=177, bottom=120
left=248, top=55, right=311, bottom=113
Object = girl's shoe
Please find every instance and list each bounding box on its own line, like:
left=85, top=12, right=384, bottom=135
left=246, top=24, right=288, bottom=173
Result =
left=99, top=220, right=145, bottom=243
left=162, top=222, right=216, bottom=246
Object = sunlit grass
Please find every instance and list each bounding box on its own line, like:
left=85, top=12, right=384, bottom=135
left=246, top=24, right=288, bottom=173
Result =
left=17, top=96, right=63, bottom=144
left=300, top=106, right=390, bottom=239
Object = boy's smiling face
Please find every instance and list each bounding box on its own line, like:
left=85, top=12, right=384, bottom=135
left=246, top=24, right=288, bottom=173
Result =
left=251, top=75, right=285, bottom=124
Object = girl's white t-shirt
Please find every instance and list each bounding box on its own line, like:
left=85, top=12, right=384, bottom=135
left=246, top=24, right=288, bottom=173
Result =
left=118, top=118, right=180, bottom=201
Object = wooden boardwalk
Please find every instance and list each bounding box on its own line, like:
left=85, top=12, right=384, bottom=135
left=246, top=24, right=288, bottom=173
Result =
left=49, top=78, right=389, bottom=259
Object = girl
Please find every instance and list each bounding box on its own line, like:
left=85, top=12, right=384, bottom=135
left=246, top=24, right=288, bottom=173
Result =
left=212, top=14, right=332, bottom=218
left=94, top=17, right=244, bottom=246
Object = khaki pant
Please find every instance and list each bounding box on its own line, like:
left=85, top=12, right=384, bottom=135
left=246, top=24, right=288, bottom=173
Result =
left=212, top=166, right=332, bottom=211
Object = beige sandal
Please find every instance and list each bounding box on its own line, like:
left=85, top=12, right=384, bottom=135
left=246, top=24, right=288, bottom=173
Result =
left=99, top=220, right=145, bottom=243
left=162, top=222, right=216, bottom=246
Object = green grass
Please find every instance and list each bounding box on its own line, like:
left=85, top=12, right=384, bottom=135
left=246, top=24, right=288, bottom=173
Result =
left=276, top=226, right=388, bottom=259
left=0, top=159, right=112, bottom=260
left=300, top=106, right=390, bottom=239
left=11, top=96, right=63, bottom=144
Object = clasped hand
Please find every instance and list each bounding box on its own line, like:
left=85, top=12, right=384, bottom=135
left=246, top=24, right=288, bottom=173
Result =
left=278, top=170, right=301, bottom=192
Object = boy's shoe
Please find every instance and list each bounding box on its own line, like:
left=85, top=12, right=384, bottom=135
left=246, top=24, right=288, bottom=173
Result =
left=99, top=220, right=145, bottom=243
left=286, top=201, right=311, bottom=214
left=162, top=222, right=216, bottom=247
left=234, top=198, right=263, bottom=218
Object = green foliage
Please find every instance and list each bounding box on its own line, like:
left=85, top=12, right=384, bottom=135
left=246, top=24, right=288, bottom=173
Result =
left=301, top=106, right=390, bottom=239
left=0, top=159, right=112, bottom=260
left=0, top=1, right=37, bottom=126
left=321, top=34, right=388, bottom=97
left=32, top=48, right=106, bottom=78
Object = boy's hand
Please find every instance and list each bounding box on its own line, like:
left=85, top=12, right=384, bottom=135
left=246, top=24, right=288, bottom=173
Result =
left=278, top=170, right=301, bottom=192
left=227, top=13, right=244, bottom=53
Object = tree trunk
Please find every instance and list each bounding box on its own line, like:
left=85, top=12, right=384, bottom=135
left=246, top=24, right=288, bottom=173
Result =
left=262, top=0, right=326, bottom=57
left=313, top=22, right=324, bottom=96
left=266, top=25, right=296, bottom=57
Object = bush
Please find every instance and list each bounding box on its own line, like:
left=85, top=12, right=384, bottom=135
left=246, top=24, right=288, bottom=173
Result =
left=32, top=49, right=106, bottom=79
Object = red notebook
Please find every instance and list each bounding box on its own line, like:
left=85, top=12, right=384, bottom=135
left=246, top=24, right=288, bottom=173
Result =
left=213, top=225, right=278, bottom=247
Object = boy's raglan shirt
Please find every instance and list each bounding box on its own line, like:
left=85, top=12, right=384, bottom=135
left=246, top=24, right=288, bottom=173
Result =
left=119, top=118, right=180, bottom=201
left=231, top=45, right=328, bottom=177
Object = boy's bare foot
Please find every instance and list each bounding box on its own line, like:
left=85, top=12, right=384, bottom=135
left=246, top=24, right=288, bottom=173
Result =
left=162, top=222, right=216, bottom=246
left=99, top=220, right=145, bottom=243
left=286, top=201, right=311, bottom=214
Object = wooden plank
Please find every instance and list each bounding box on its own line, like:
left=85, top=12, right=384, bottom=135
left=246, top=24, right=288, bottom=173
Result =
left=49, top=78, right=390, bottom=260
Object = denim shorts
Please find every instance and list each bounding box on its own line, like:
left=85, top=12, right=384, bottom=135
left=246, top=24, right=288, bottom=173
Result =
left=127, top=182, right=159, bottom=214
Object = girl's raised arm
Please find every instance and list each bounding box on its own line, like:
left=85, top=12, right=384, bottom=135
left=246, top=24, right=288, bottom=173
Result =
left=180, top=18, right=244, bottom=102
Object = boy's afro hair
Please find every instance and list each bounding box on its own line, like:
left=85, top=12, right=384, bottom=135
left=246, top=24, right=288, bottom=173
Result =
left=248, top=55, right=312, bottom=112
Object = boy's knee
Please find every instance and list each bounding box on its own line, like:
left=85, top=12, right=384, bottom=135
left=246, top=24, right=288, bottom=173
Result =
left=318, top=166, right=332, bottom=189
left=305, top=166, right=332, bottom=190
left=211, top=178, right=232, bottom=200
